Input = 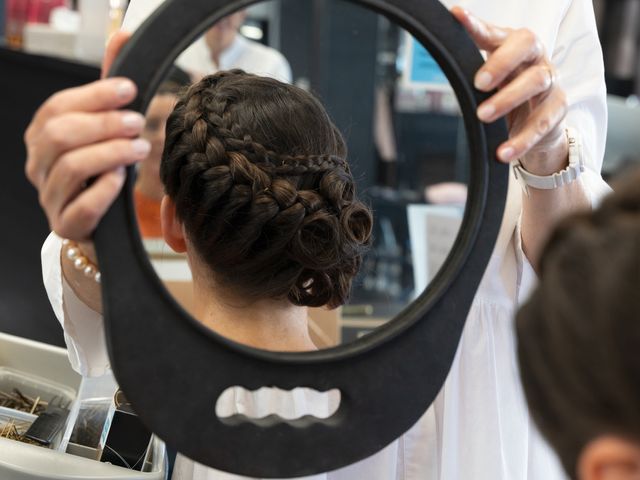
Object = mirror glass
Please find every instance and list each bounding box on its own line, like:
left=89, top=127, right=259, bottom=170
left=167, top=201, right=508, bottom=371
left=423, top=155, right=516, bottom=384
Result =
left=134, top=0, right=468, bottom=350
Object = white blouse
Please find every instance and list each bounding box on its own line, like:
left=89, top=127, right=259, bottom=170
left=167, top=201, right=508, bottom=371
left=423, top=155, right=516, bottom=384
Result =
left=121, top=0, right=292, bottom=83
left=41, top=0, right=610, bottom=478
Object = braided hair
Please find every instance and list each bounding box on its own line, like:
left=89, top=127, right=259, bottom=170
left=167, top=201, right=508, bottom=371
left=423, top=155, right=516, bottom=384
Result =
left=160, top=70, right=372, bottom=308
left=516, top=169, right=640, bottom=478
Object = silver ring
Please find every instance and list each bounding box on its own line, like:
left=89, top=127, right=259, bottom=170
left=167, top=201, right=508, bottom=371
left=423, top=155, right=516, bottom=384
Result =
left=543, top=64, right=556, bottom=91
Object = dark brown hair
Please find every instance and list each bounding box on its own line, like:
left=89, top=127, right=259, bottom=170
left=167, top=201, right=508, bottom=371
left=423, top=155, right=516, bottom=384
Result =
left=160, top=70, right=372, bottom=308
left=516, top=169, right=640, bottom=478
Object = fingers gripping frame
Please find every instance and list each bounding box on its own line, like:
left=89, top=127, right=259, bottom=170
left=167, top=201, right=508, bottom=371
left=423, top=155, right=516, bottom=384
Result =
left=94, top=0, right=509, bottom=476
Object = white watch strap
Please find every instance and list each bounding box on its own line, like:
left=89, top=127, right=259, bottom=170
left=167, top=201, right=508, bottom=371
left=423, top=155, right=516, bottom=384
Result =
left=513, top=128, right=585, bottom=191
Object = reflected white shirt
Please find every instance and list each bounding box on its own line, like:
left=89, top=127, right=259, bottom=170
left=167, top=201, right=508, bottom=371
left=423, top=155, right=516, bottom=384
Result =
left=121, top=0, right=292, bottom=83
left=41, top=0, right=609, bottom=478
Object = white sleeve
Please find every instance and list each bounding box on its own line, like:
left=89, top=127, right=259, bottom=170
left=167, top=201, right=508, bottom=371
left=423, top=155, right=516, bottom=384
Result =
left=553, top=0, right=611, bottom=206
left=41, top=233, right=110, bottom=377
left=122, top=0, right=166, bottom=33
left=272, top=54, right=293, bottom=84
left=512, top=0, right=611, bottom=300
left=175, top=37, right=214, bottom=78
left=256, top=49, right=293, bottom=84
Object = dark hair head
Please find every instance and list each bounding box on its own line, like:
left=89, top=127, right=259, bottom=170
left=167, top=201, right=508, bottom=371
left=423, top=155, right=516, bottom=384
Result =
left=160, top=70, right=372, bottom=308
left=516, top=169, right=640, bottom=478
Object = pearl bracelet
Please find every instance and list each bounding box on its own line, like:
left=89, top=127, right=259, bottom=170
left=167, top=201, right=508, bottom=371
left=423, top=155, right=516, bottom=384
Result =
left=62, top=239, right=101, bottom=284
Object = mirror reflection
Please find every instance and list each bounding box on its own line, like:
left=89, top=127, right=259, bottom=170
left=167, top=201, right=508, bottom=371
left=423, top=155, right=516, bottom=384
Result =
left=134, top=0, right=469, bottom=350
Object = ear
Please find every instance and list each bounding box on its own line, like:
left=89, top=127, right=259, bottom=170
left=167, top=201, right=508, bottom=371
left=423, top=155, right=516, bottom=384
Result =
left=578, top=436, right=640, bottom=480
left=101, top=31, right=132, bottom=78
left=161, top=196, right=187, bottom=253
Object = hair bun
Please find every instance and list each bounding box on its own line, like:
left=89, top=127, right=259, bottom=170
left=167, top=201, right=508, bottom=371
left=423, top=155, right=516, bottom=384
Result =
left=160, top=70, right=373, bottom=308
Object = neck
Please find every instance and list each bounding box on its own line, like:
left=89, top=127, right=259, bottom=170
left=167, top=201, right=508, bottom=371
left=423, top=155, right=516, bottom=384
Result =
left=191, top=275, right=316, bottom=352
left=210, top=53, right=220, bottom=69
left=210, top=35, right=240, bottom=70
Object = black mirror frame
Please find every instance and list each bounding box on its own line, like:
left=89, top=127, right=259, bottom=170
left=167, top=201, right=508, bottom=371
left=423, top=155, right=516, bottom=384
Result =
left=96, top=0, right=509, bottom=477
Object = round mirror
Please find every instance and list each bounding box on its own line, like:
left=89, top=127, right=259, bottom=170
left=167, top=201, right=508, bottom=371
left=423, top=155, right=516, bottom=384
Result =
left=96, top=0, right=507, bottom=474
left=133, top=0, right=468, bottom=351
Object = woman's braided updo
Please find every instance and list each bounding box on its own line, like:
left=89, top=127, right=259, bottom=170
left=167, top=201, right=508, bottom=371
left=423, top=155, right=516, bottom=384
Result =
left=160, top=70, right=372, bottom=308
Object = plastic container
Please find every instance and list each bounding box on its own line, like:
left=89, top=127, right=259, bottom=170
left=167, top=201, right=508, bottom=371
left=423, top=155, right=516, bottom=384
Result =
left=59, top=372, right=118, bottom=453
left=0, top=333, right=82, bottom=393
left=0, top=367, right=76, bottom=410
left=0, top=367, right=76, bottom=451
left=0, top=333, right=167, bottom=479
left=0, top=436, right=167, bottom=480
left=0, top=406, right=38, bottom=435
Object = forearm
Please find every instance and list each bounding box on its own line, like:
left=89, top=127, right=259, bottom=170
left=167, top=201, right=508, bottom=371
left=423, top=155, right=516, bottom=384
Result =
left=520, top=137, right=591, bottom=269
left=521, top=180, right=590, bottom=270
left=60, top=241, right=103, bottom=314
left=520, top=0, right=608, bottom=269
left=42, top=233, right=110, bottom=377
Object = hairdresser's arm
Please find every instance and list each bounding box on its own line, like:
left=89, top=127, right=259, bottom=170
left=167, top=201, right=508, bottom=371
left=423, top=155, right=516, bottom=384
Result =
left=60, top=240, right=103, bottom=313
left=24, top=75, right=148, bottom=310
left=25, top=73, right=149, bottom=309
left=25, top=33, right=143, bottom=313
left=452, top=5, right=606, bottom=269
left=41, top=233, right=111, bottom=376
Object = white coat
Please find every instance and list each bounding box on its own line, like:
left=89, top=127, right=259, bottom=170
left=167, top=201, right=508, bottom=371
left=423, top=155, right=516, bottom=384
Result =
left=121, top=0, right=292, bottom=83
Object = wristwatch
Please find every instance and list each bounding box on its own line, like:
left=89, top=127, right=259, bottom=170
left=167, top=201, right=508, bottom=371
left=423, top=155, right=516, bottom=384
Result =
left=512, top=127, right=585, bottom=195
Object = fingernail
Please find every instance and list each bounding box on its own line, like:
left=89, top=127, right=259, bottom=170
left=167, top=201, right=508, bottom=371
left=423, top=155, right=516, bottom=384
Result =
left=477, top=104, right=496, bottom=122
left=117, top=80, right=136, bottom=100
left=499, top=146, right=516, bottom=162
left=475, top=71, right=493, bottom=91
left=122, top=112, right=145, bottom=131
left=131, top=138, right=151, bottom=157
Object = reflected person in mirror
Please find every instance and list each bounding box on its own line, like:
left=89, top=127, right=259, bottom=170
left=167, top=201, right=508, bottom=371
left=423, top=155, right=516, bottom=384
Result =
left=135, top=67, right=192, bottom=238
left=25, top=0, right=609, bottom=478
left=123, top=2, right=292, bottom=83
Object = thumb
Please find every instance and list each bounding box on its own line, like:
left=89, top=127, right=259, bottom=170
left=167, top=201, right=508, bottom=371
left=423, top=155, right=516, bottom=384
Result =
left=450, top=6, right=509, bottom=52
left=101, top=30, right=132, bottom=78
